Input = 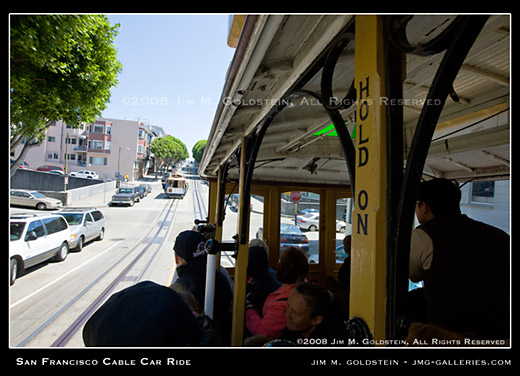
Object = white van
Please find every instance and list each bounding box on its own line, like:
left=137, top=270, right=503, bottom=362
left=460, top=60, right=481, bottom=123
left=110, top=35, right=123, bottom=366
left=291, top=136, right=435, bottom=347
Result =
left=10, top=213, right=70, bottom=285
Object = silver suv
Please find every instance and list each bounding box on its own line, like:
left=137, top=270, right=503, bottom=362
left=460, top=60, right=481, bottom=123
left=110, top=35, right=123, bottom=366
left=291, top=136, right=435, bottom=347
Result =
left=10, top=213, right=70, bottom=285
left=57, top=208, right=105, bottom=251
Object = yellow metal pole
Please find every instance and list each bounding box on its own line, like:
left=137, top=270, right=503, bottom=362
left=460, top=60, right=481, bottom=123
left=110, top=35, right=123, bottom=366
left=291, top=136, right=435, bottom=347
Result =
left=268, top=186, right=281, bottom=269
left=350, top=15, right=388, bottom=341
left=230, top=138, right=250, bottom=346
left=324, top=189, right=337, bottom=278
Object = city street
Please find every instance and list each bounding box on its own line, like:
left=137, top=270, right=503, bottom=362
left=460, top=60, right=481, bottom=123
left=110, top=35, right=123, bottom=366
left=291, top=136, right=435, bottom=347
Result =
left=9, top=165, right=208, bottom=347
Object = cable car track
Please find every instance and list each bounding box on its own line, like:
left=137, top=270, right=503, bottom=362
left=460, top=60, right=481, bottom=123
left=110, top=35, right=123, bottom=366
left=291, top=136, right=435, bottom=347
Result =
left=191, top=173, right=207, bottom=221
left=15, top=197, right=179, bottom=347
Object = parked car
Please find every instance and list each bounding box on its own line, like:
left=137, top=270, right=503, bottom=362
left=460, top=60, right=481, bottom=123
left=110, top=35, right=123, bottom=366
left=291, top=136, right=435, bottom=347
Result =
left=10, top=160, right=29, bottom=169
left=336, top=220, right=348, bottom=233
left=37, top=165, right=64, bottom=173
left=135, top=186, right=147, bottom=199
left=47, top=170, right=65, bottom=175
left=10, top=189, right=63, bottom=210
left=10, top=213, right=70, bottom=285
left=296, top=208, right=319, bottom=216
left=138, top=183, right=152, bottom=195
left=297, top=212, right=320, bottom=231
left=109, top=187, right=140, bottom=206
left=309, top=244, right=348, bottom=264
left=57, top=208, right=105, bottom=251
left=279, top=223, right=310, bottom=253
left=70, top=170, right=99, bottom=179
left=296, top=212, right=347, bottom=233
left=256, top=223, right=310, bottom=254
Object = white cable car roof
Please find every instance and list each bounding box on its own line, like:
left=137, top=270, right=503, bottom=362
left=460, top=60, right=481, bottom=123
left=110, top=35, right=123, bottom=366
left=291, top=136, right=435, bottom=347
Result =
left=200, top=15, right=510, bottom=186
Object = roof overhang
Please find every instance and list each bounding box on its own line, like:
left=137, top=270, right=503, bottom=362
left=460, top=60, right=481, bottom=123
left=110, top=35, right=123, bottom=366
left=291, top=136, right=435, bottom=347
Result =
left=200, top=15, right=510, bottom=185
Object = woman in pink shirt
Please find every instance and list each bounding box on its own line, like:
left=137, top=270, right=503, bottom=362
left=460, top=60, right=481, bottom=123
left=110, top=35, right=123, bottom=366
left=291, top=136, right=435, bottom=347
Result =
left=245, top=247, right=309, bottom=340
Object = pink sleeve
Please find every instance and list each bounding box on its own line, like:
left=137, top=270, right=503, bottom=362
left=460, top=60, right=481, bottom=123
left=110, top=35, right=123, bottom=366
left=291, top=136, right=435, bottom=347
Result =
left=245, top=300, right=288, bottom=339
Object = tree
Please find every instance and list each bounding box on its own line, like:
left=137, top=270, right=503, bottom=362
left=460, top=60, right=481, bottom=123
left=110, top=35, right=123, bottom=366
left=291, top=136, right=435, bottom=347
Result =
left=10, top=15, right=122, bottom=176
left=151, top=136, right=189, bottom=172
left=192, top=140, right=207, bottom=163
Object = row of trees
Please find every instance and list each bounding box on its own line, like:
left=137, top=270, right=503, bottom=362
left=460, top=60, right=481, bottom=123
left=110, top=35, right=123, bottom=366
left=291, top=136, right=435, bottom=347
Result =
left=192, top=140, right=207, bottom=163
left=150, top=138, right=207, bottom=172
left=150, top=136, right=189, bottom=172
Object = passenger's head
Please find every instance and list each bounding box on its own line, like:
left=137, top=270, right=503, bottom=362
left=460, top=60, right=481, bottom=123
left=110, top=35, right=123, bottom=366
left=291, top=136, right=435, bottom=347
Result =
left=416, top=178, right=461, bottom=223
left=247, top=242, right=270, bottom=280
left=83, top=281, right=200, bottom=347
left=276, top=247, right=308, bottom=285
left=173, top=230, right=207, bottom=270
left=285, top=282, right=332, bottom=337
left=343, top=235, right=352, bottom=255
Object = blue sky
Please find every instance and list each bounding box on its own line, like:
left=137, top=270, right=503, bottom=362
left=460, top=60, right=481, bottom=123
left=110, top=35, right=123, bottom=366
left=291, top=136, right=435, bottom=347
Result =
left=102, top=14, right=237, bottom=157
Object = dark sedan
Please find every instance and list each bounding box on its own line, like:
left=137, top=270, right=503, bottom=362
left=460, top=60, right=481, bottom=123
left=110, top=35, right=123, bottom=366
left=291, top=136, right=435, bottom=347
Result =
left=279, top=223, right=310, bottom=253
left=109, top=187, right=140, bottom=207
left=256, top=223, right=310, bottom=254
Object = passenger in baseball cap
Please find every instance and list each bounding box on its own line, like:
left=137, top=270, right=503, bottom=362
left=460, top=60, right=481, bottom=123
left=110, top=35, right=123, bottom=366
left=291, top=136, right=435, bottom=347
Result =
left=172, top=230, right=233, bottom=345
left=173, top=230, right=207, bottom=269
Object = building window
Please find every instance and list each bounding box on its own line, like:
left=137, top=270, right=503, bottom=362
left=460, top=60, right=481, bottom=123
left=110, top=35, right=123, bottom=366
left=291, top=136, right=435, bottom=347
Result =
left=48, top=136, right=56, bottom=142
left=471, top=181, right=495, bottom=204
left=92, top=140, right=104, bottom=149
left=105, top=141, right=111, bottom=151
left=92, top=124, right=105, bottom=134
left=89, top=157, right=107, bottom=165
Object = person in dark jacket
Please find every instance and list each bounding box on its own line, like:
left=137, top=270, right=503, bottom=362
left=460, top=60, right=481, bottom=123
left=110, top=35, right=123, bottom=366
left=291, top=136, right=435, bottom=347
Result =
left=337, top=235, right=351, bottom=288
left=409, top=178, right=510, bottom=341
left=172, top=230, right=233, bottom=344
left=246, top=241, right=281, bottom=314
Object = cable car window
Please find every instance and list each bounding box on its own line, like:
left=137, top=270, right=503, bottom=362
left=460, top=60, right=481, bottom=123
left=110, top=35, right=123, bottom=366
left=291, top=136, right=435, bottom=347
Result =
left=335, top=197, right=353, bottom=270
left=284, top=191, right=318, bottom=263
left=221, top=194, right=264, bottom=268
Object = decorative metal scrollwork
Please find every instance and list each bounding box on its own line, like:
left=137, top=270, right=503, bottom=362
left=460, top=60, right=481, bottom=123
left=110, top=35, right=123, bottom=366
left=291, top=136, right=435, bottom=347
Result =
left=286, top=32, right=358, bottom=189
left=388, top=15, right=473, bottom=56
left=388, top=15, right=490, bottom=339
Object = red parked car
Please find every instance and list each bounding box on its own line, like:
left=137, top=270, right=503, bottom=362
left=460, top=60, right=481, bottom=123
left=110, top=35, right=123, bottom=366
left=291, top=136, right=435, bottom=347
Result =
left=37, top=165, right=65, bottom=173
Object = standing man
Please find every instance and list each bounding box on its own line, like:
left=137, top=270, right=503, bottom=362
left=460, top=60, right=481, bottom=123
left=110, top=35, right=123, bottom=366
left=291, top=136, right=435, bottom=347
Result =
left=409, top=178, right=510, bottom=341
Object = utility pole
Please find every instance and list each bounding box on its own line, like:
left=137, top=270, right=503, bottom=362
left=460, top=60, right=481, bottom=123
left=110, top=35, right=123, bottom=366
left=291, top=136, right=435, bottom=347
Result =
left=64, top=133, right=69, bottom=191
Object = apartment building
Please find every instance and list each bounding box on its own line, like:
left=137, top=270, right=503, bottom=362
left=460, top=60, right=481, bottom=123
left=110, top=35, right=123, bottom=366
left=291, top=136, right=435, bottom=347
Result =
left=12, top=118, right=160, bottom=182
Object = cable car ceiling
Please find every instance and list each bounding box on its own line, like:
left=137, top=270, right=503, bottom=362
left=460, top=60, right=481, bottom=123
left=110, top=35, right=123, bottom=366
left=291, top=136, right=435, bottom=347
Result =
left=199, top=15, right=510, bottom=186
